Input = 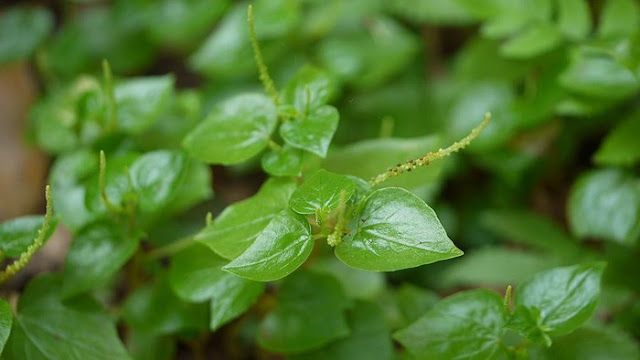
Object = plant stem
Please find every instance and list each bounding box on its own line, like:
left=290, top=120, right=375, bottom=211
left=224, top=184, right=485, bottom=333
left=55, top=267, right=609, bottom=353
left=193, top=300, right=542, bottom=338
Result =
left=247, top=4, right=280, bottom=105
left=0, top=185, right=54, bottom=284
left=144, top=235, right=197, bottom=262
left=369, top=112, right=491, bottom=187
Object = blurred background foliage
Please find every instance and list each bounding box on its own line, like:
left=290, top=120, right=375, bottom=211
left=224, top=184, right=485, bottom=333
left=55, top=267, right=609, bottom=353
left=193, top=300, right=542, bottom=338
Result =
left=0, top=0, right=639, bottom=359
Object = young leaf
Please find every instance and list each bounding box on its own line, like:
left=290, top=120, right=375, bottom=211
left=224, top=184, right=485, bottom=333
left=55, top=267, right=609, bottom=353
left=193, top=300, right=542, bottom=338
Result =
left=282, top=65, right=336, bottom=112
left=557, top=0, right=591, bottom=40
left=289, top=169, right=362, bottom=216
left=335, top=187, right=462, bottom=271
left=122, top=277, right=208, bottom=335
left=261, top=145, right=303, bottom=177
left=115, top=75, right=174, bottom=134
left=568, top=169, right=640, bottom=245
left=5, top=275, right=130, bottom=359
left=280, top=105, right=339, bottom=157
left=394, top=289, right=507, bottom=360
left=258, top=271, right=350, bottom=353
left=223, top=210, right=313, bottom=282
left=0, top=299, right=12, bottom=355
left=0, top=215, right=58, bottom=258
left=168, top=243, right=228, bottom=303
left=0, top=7, right=53, bottom=64
left=62, top=221, right=140, bottom=297
left=183, top=93, right=278, bottom=164
left=197, top=178, right=296, bottom=259
left=594, top=111, right=640, bottom=166
left=598, top=0, right=640, bottom=38
left=130, top=150, right=189, bottom=213
left=210, top=274, right=264, bottom=331
left=515, top=262, right=605, bottom=336
left=500, top=23, right=562, bottom=59
left=290, top=301, right=393, bottom=360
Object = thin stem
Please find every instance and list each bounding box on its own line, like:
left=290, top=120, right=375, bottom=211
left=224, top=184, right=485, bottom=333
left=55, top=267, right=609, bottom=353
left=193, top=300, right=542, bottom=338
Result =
left=327, top=190, right=348, bottom=247
left=144, top=235, right=197, bottom=262
left=369, top=112, right=491, bottom=187
left=247, top=4, right=280, bottom=105
left=0, top=186, right=54, bottom=284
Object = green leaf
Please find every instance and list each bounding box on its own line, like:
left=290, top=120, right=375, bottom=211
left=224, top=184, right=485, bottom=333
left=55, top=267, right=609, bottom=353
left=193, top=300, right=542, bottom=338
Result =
left=0, top=6, right=53, bottom=64
left=283, top=65, right=336, bottom=112
left=325, top=135, right=444, bottom=189
left=557, top=0, right=591, bottom=40
left=126, top=329, right=175, bottom=360
left=387, top=0, right=478, bottom=25
left=335, top=187, right=462, bottom=271
left=258, top=271, right=350, bottom=353
left=394, top=289, right=507, bottom=360
left=210, top=274, right=264, bottom=331
left=168, top=243, right=227, bottom=303
left=291, top=301, right=393, bottom=360
left=310, top=257, right=385, bottom=300
left=130, top=150, right=189, bottom=213
left=5, top=275, right=130, bottom=359
left=594, top=111, right=640, bottom=166
left=115, top=75, right=174, bottom=134
left=84, top=152, right=139, bottom=214
left=568, top=169, right=640, bottom=245
left=261, top=145, right=303, bottom=177
left=197, top=178, right=296, bottom=259
left=546, top=324, right=640, bottom=359
left=394, top=284, right=439, bottom=327
left=598, top=0, right=640, bottom=38
left=223, top=210, right=313, bottom=282
left=500, top=23, right=562, bottom=59
left=0, top=215, right=58, bottom=258
left=289, top=169, right=362, bottom=217
left=0, top=299, right=12, bottom=355
left=280, top=105, right=339, bottom=157
left=559, top=48, right=639, bottom=99
left=161, top=159, right=213, bottom=216
left=62, top=221, right=140, bottom=297
left=438, top=247, right=560, bottom=288
left=122, top=277, right=208, bottom=335
left=515, top=263, right=605, bottom=336
left=183, top=93, right=278, bottom=164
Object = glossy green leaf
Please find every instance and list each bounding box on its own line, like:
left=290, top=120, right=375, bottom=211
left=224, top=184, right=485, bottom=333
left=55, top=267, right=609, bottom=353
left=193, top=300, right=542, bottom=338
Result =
left=223, top=210, right=313, bottom=281
left=335, top=187, right=463, bottom=271
left=394, top=284, right=439, bottom=327
left=122, top=277, right=208, bottom=335
left=84, top=152, right=139, bottom=214
left=0, top=299, right=12, bottom=355
left=394, top=289, right=507, bottom=360
left=291, top=301, right=393, bottom=360
left=283, top=65, right=336, bottom=112
left=115, top=75, right=174, bottom=134
left=261, top=145, right=303, bottom=177
left=516, top=263, right=605, bottom=336
left=568, top=169, right=640, bottom=245
left=62, top=221, right=140, bottom=297
left=325, top=135, right=444, bottom=189
left=557, top=0, right=591, bottom=40
left=210, top=274, right=264, bottom=331
left=500, top=23, right=562, bottom=59
left=5, top=275, right=130, bottom=360
left=560, top=48, right=639, bottom=99
left=598, top=0, right=640, bottom=38
left=546, top=325, right=640, bottom=359
left=258, top=271, right=350, bottom=353
left=130, top=150, right=189, bottom=212
left=168, top=243, right=227, bottom=303
left=594, top=111, right=640, bottom=166
left=0, top=215, right=58, bottom=258
left=0, top=7, right=53, bottom=64
left=280, top=105, right=339, bottom=157
left=163, top=160, right=213, bottom=215
left=183, top=93, right=277, bottom=164
left=289, top=169, right=361, bottom=216
left=197, top=178, right=296, bottom=259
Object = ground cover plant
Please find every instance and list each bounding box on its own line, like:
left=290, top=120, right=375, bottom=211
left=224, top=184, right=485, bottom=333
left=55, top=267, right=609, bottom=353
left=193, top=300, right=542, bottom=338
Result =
left=0, top=0, right=639, bottom=359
